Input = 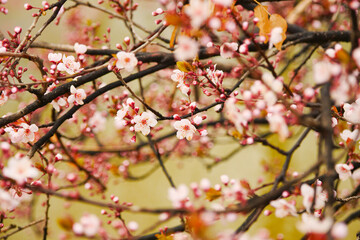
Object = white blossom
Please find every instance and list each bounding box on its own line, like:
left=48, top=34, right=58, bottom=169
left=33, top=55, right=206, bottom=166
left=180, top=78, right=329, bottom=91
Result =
left=175, top=36, right=199, bottom=61
left=297, top=214, right=332, bottom=234
left=48, top=52, right=62, bottom=62
left=73, top=214, right=101, bottom=237
left=168, top=184, right=189, bottom=208
left=116, top=51, right=138, bottom=72
left=74, top=42, right=87, bottom=54
left=133, top=112, right=158, bottom=135
left=270, top=199, right=297, bottom=218
left=300, top=183, right=327, bottom=212
left=3, top=155, right=39, bottom=184
left=335, top=164, right=353, bottom=181
left=68, top=85, right=86, bottom=105
left=174, top=119, right=197, bottom=141
left=57, top=55, right=81, bottom=74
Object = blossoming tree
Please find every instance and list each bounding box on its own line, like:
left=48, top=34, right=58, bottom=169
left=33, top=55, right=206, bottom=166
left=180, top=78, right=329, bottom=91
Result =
left=0, top=0, right=359, bottom=239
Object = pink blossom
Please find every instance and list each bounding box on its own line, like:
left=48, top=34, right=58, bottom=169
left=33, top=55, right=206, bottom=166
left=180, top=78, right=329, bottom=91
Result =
left=5, top=123, right=39, bottom=143
left=266, top=112, right=289, bottom=141
left=352, top=168, right=360, bottom=185
left=175, top=36, right=199, bottom=61
left=177, top=81, right=191, bottom=96
left=116, top=51, right=138, bottom=72
left=173, top=232, right=193, bottom=240
left=3, top=155, right=39, bottom=184
left=211, top=0, right=234, bottom=7
left=184, top=0, right=210, bottom=28
left=300, top=183, right=327, bottom=212
left=68, top=85, right=86, bottom=105
left=171, top=69, right=185, bottom=82
left=343, top=98, right=360, bottom=124
left=270, top=199, right=297, bottom=218
left=206, top=66, right=224, bottom=85
left=340, top=129, right=360, bottom=142
left=73, top=214, right=101, bottom=237
left=0, top=41, right=6, bottom=53
left=0, top=189, right=20, bottom=211
left=174, top=119, right=197, bottom=141
left=220, top=42, right=238, bottom=59
left=193, top=115, right=203, bottom=125
left=48, top=52, right=62, bottom=62
left=88, top=112, right=107, bottom=133
left=0, top=91, right=8, bottom=106
left=297, top=213, right=332, bottom=234
left=51, top=97, right=67, bottom=112
left=168, top=184, right=189, bottom=208
left=19, top=123, right=39, bottom=142
left=133, top=112, right=158, bottom=135
left=331, top=222, right=348, bottom=239
left=57, top=55, right=81, bottom=74
left=352, top=47, right=360, bottom=68
left=335, top=164, right=353, bottom=181
left=269, top=27, right=283, bottom=49
left=313, top=60, right=339, bottom=84
left=74, top=42, right=87, bottom=54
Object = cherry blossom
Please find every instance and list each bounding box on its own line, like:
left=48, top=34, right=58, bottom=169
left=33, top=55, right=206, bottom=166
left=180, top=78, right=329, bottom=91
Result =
left=352, top=168, right=360, bottom=185
left=177, top=81, right=191, bottom=96
left=73, top=213, right=101, bottom=237
left=68, top=85, right=86, bottom=105
left=268, top=27, right=283, bottom=49
left=331, top=222, right=348, bottom=239
left=88, top=112, right=107, bottom=133
left=211, top=0, right=233, bottom=7
left=270, top=199, right=297, bottom=218
left=184, top=0, right=210, bottom=28
left=51, top=97, right=67, bottom=112
left=339, top=129, right=360, bottom=142
left=313, top=60, right=340, bottom=84
left=175, top=36, right=199, bottom=61
left=335, top=164, right=353, bottom=181
left=173, top=232, right=193, bottom=240
left=174, top=119, right=197, bottom=141
left=48, top=52, right=62, bottom=62
left=171, top=69, right=185, bottom=83
left=297, top=214, right=332, bottom=234
left=168, top=184, right=189, bottom=208
left=3, top=155, right=39, bottom=184
left=220, top=42, right=238, bottom=59
left=352, top=47, right=360, bottom=68
left=0, top=91, right=8, bottom=105
left=206, top=66, right=224, bottom=85
left=116, top=51, right=138, bottom=72
left=0, top=189, right=20, bottom=211
left=74, top=42, right=87, bottom=54
left=57, top=55, right=82, bottom=74
left=0, top=40, right=6, bottom=53
left=19, top=123, right=39, bottom=142
left=133, top=112, right=158, bottom=135
left=5, top=123, right=39, bottom=143
left=343, top=98, right=360, bottom=124
left=300, top=183, right=328, bottom=212
left=266, top=110, right=289, bottom=141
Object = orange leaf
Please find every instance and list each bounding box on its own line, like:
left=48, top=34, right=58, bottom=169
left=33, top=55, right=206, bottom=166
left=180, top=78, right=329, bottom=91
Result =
left=57, top=216, right=74, bottom=231
left=176, top=61, right=194, bottom=72
left=254, top=5, right=270, bottom=43
left=170, top=26, right=178, bottom=48
left=269, top=14, right=287, bottom=50
left=205, top=187, right=222, bottom=201
left=165, top=13, right=182, bottom=27
left=155, top=232, right=173, bottom=240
